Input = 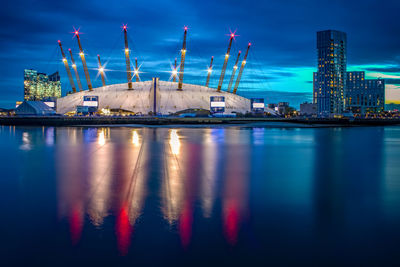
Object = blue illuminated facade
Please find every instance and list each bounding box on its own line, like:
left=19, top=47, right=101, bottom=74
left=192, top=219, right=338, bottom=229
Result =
left=313, top=30, right=347, bottom=116
left=210, top=96, right=225, bottom=113
left=250, top=98, right=265, bottom=113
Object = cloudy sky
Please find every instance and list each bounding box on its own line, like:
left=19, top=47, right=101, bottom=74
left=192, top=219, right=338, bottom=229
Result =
left=0, top=0, right=399, bottom=108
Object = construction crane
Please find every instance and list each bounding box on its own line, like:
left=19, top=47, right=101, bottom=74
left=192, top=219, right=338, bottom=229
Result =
left=57, top=40, right=76, bottom=93
left=217, top=33, right=235, bottom=92
left=97, top=55, right=106, bottom=87
left=173, top=58, right=177, bottom=82
left=177, top=26, right=188, bottom=91
left=75, top=30, right=93, bottom=91
left=123, top=25, right=133, bottom=89
left=68, top=49, right=83, bottom=91
left=205, top=56, right=214, bottom=87
left=233, top=43, right=251, bottom=94
left=227, top=51, right=241, bottom=93
left=134, top=58, right=139, bottom=82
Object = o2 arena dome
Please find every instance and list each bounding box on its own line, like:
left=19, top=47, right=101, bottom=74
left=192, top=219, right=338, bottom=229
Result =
left=55, top=27, right=273, bottom=116
left=57, top=79, right=251, bottom=115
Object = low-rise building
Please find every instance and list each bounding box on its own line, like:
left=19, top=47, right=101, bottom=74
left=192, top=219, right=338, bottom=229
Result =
left=15, top=101, right=56, bottom=116
left=300, top=102, right=317, bottom=116
left=345, top=71, right=385, bottom=115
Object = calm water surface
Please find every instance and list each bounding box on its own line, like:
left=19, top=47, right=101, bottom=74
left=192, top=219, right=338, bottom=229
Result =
left=1, top=125, right=400, bottom=265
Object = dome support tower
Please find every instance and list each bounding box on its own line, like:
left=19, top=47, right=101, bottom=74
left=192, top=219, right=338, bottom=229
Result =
left=57, top=40, right=76, bottom=93
left=173, top=58, right=177, bottom=83
left=135, top=58, right=139, bottom=82
left=178, top=27, right=188, bottom=91
left=68, top=49, right=83, bottom=91
left=233, top=43, right=251, bottom=94
left=217, top=33, right=235, bottom=92
left=123, top=26, right=133, bottom=89
left=227, top=51, right=241, bottom=93
left=205, top=56, right=214, bottom=87
left=97, top=55, right=106, bottom=87
left=75, top=30, right=93, bottom=91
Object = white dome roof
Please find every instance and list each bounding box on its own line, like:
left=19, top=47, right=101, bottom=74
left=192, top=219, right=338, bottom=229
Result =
left=57, top=80, right=253, bottom=115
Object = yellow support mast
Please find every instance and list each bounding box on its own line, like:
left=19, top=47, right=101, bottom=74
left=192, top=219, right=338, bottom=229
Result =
left=233, top=43, right=251, bottom=94
left=217, top=33, right=235, bottom=92
left=178, top=27, right=188, bottom=91
left=75, top=30, right=93, bottom=91
left=205, top=56, right=214, bottom=87
left=135, top=58, right=139, bottom=82
left=227, top=51, right=241, bottom=93
left=97, top=55, right=106, bottom=87
left=57, top=40, right=76, bottom=93
left=173, top=58, right=177, bottom=83
left=68, top=48, right=83, bottom=91
left=123, top=25, right=133, bottom=89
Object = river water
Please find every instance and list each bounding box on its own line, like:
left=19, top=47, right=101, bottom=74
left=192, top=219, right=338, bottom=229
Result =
left=1, top=125, right=400, bottom=265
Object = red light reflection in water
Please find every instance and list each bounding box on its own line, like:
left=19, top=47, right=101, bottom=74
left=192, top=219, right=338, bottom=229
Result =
left=116, top=204, right=132, bottom=256
left=222, top=133, right=249, bottom=246
left=69, top=204, right=84, bottom=245
left=179, top=204, right=193, bottom=248
left=179, top=143, right=201, bottom=248
left=223, top=200, right=240, bottom=245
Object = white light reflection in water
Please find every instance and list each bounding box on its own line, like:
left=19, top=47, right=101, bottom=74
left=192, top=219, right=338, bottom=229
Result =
left=45, top=127, right=55, bottom=146
left=20, top=132, right=31, bottom=150
left=132, top=130, right=140, bottom=147
left=98, top=129, right=106, bottom=146
left=200, top=128, right=218, bottom=218
left=87, top=129, right=113, bottom=227
left=57, top=128, right=148, bottom=254
left=169, top=129, right=181, bottom=155
left=162, top=129, right=185, bottom=224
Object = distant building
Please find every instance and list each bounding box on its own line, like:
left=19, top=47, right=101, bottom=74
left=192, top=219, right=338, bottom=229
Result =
left=15, top=101, right=56, bottom=116
left=277, top=102, right=289, bottom=115
left=300, top=102, right=317, bottom=116
left=24, top=69, right=61, bottom=101
left=313, top=30, right=347, bottom=116
left=345, top=71, right=385, bottom=114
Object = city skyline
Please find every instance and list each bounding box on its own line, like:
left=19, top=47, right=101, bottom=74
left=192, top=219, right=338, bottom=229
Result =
left=1, top=0, right=400, bottom=109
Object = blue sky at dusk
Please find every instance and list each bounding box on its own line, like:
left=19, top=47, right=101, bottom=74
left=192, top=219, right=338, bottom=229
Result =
left=0, top=0, right=399, bottom=108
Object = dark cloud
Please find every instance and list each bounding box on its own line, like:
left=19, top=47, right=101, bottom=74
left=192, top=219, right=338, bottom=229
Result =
left=365, top=67, right=400, bottom=73
left=385, top=79, right=400, bottom=85
left=0, top=0, right=399, bottom=108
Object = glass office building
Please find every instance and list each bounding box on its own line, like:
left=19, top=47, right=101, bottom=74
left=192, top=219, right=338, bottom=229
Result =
left=313, top=30, right=347, bottom=116
left=24, top=69, right=61, bottom=101
left=345, top=71, right=385, bottom=114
